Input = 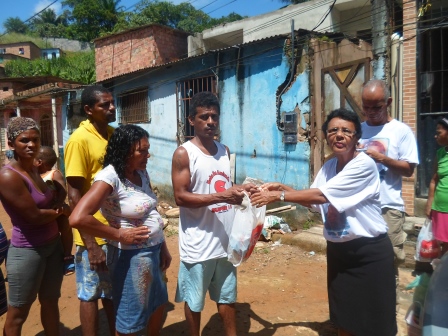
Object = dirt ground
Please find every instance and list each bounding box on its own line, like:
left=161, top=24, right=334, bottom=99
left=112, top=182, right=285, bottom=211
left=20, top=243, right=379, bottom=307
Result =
left=0, top=204, right=414, bottom=336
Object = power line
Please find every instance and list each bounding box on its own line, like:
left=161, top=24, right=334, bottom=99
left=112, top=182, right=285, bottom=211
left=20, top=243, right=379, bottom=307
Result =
left=0, top=0, right=430, bottom=110
left=0, top=0, right=60, bottom=38
left=93, top=0, right=413, bottom=72
left=198, top=0, right=221, bottom=11
left=8, top=9, right=429, bottom=108
left=93, top=0, right=341, bottom=67
left=4, top=12, right=436, bottom=112
left=206, top=0, right=238, bottom=15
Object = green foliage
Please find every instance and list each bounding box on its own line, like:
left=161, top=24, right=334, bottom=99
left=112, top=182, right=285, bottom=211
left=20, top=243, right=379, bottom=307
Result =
left=302, top=219, right=314, bottom=230
left=4, top=51, right=96, bottom=84
left=3, top=17, right=29, bottom=34
left=30, top=8, right=69, bottom=39
left=3, top=0, right=246, bottom=43
left=116, top=0, right=246, bottom=34
left=62, top=0, right=123, bottom=41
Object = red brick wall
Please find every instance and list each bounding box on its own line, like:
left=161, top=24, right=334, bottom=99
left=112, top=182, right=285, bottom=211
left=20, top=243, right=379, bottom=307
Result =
left=95, top=25, right=189, bottom=82
left=401, top=0, right=417, bottom=215
left=0, top=42, right=40, bottom=60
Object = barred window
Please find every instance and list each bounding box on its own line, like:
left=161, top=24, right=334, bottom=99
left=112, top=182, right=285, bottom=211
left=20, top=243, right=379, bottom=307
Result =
left=40, top=114, right=53, bottom=147
left=176, top=76, right=217, bottom=143
left=118, top=88, right=150, bottom=124
left=416, top=0, right=448, bottom=197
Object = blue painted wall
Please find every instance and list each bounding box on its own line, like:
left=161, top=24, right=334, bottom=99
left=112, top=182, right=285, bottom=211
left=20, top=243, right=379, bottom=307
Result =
left=219, top=40, right=311, bottom=190
left=62, top=36, right=311, bottom=205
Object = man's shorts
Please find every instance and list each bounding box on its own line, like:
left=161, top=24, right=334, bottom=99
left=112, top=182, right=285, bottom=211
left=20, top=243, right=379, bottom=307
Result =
left=382, top=207, right=407, bottom=265
left=175, top=257, right=237, bottom=312
left=7, top=236, right=63, bottom=307
left=75, top=245, right=113, bottom=301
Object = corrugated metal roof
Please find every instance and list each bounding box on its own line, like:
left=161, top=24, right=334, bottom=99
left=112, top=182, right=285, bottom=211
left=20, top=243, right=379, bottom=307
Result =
left=0, top=82, right=85, bottom=107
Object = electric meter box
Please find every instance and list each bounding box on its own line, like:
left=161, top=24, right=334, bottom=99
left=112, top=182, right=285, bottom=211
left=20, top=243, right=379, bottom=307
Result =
left=283, top=112, right=298, bottom=144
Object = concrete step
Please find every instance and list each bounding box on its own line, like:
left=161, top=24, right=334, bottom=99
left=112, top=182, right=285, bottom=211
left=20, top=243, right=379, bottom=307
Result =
left=272, top=225, right=326, bottom=253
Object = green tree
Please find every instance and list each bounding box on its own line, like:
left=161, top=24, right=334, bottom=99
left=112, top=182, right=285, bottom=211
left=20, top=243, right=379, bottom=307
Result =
left=62, top=0, right=123, bottom=41
left=30, top=8, right=69, bottom=38
left=3, top=17, right=29, bottom=34
left=120, top=1, right=245, bottom=34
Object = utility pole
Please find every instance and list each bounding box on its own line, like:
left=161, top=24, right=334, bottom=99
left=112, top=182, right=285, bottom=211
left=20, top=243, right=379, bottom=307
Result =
left=371, top=0, right=391, bottom=83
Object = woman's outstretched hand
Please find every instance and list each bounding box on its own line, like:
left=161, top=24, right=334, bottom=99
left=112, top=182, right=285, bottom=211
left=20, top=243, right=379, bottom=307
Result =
left=260, top=182, right=283, bottom=191
left=250, top=188, right=280, bottom=207
left=118, top=227, right=150, bottom=245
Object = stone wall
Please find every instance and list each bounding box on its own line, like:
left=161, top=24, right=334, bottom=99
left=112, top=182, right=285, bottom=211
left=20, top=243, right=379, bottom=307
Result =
left=46, top=38, right=93, bottom=52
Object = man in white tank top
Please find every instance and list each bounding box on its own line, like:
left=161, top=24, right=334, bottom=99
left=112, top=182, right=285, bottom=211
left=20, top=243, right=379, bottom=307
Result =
left=172, top=92, right=248, bottom=336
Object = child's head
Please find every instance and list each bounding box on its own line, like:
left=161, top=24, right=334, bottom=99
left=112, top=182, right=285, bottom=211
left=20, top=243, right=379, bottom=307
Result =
left=35, top=146, right=58, bottom=174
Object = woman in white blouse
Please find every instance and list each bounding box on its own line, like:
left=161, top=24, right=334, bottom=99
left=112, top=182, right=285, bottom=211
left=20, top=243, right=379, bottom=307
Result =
left=70, top=125, right=171, bottom=336
left=251, top=108, right=396, bottom=336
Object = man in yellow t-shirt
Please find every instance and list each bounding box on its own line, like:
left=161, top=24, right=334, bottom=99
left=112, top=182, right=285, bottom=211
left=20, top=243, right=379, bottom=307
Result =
left=65, top=85, right=116, bottom=336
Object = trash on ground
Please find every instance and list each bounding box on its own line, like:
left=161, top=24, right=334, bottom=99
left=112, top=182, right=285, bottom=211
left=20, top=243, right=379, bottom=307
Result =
left=272, top=240, right=282, bottom=247
left=261, top=215, right=291, bottom=240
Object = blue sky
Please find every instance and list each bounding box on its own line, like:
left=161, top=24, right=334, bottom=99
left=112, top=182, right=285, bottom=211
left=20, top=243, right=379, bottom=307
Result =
left=0, top=0, right=287, bottom=34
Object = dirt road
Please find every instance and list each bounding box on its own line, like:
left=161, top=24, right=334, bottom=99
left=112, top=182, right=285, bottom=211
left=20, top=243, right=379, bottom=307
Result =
left=0, top=204, right=413, bottom=335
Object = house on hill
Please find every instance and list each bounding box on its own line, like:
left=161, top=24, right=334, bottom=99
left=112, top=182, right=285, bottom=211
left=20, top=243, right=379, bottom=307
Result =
left=0, top=41, right=63, bottom=77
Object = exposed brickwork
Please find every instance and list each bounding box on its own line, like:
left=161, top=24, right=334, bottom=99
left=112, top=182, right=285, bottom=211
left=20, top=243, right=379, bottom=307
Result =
left=401, top=0, right=417, bottom=215
left=0, top=42, right=41, bottom=68
left=0, top=81, right=13, bottom=100
left=95, top=24, right=189, bottom=82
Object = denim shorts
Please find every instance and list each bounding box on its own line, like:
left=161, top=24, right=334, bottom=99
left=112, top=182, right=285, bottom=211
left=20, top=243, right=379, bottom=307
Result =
left=7, top=236, right=63, bottom=307
left=175, top=257, right=237, bottom=312
left=107, top=244, right=168, bottom=334
left=75, top=245, right=113, bottom=301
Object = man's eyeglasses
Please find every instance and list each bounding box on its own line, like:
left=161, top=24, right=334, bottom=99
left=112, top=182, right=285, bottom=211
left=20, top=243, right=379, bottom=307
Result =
left=327, top=127, right=356, bottom=137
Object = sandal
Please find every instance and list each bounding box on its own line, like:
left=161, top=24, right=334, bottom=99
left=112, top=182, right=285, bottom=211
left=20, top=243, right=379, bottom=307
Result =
left=64, top=255, right=75, bottom=276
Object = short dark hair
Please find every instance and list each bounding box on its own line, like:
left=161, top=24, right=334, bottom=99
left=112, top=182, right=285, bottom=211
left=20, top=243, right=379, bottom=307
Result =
left=102, top=125, right=149, bottom=183
left=37, top=146, right=58, bottom=167
left=189, top=92, right=220, bottom=118
left=322, top=108, right=362, bottom=139
left=81, top=85, right=111, bottom=109
left=437, top=117, right=448, bottom=131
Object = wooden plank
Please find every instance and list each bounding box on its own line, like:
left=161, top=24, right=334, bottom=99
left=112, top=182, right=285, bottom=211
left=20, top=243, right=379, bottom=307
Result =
left=266, top=205, right=292, bottom=214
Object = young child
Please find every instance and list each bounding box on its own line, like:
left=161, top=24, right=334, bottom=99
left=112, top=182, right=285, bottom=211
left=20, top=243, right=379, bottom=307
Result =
left=35, top=146, right=74, bottom=275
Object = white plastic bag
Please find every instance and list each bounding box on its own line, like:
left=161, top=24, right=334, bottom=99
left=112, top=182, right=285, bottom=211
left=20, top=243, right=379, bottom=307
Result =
left=227, top=181, right=266, bottom=266
left=415, top=219, right=440, bottom=262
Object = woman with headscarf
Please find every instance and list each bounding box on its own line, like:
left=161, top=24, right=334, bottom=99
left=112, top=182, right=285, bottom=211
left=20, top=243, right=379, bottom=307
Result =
left=250, top=108, right=396, bottom=336
left=0, top=118, right=147, bottom=336
left=0, top=117, right=68, bottom=336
